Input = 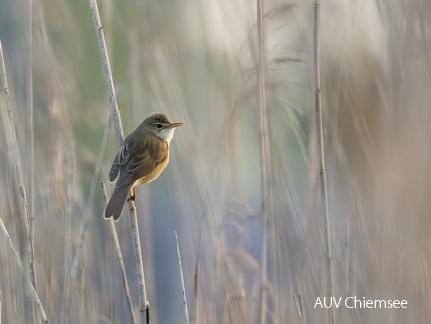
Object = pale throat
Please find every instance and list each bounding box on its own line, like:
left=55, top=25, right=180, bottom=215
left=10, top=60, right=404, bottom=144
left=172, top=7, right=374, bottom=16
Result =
left=158, top=127, right=175, bottom=144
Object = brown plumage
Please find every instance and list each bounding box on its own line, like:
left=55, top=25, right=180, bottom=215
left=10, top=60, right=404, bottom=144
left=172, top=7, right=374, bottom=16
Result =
left=104, top=113, right=182, bottom=220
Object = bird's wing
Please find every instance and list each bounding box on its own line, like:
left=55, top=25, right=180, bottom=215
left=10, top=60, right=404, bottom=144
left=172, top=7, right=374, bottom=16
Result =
left=115, top=139, right=169, bottom=188
left=109, top=143, right=132, bottom=182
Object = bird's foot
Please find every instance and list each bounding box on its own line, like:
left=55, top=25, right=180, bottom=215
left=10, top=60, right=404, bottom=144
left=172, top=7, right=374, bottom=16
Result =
left=127, top=187, right=137, bottom=202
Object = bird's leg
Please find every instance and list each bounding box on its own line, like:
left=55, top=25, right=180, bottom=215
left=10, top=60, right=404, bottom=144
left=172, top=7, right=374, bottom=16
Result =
left=127, top=187, right=137, bottom=202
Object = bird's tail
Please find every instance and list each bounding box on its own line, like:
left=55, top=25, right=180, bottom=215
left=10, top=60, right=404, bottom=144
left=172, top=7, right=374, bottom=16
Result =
left=104, top=185, right=131, bottom=221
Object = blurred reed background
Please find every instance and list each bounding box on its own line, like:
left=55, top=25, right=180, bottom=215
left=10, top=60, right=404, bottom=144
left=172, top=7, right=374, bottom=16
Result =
left=1, top=0, right=431, bottom=323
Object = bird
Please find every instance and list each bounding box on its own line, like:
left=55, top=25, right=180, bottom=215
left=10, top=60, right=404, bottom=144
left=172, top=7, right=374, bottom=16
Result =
left=104, top=112, right=183, bottom=220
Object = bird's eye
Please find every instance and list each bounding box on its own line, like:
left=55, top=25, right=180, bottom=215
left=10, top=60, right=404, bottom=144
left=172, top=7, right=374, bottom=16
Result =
left=156, top=123, right=163, bottom=129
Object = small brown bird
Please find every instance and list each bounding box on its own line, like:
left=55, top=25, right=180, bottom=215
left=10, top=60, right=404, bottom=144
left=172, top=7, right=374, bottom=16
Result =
left=104, top=112, right=183, bottom=220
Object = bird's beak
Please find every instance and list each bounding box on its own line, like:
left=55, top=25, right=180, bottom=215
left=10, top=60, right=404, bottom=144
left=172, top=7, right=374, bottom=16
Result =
left=168, top=122, right=184, bottom=128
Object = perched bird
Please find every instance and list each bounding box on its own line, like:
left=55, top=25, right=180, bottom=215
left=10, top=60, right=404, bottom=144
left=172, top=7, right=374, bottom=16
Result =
left=104, top=112, right=183, bottom=220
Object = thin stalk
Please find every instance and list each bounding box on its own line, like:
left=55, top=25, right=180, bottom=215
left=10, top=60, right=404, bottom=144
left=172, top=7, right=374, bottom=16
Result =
left=175, top=231, right=190, bottom=324
left=313, top=1, right=335, bottom=324
left=0, top=290, right=2, bottom=324
left=89, top=0, right=149, bottom=318
left=61, top=140, right=76, bottom=324
left=194, top=260, right=201, bottom=324
left=101, top=181, right=137, bottom=324
left=90, top=0, right=124, bottom=144
left=194, top=230, right=203, bottom=324
left=344, top=219, right=350, bottom=297
left=128, top=31, right=159, bottom=323
left=256, top=0, right=272, bottom=323
left=0, top=39, right=37, bottom=322
left=0, top=218, right=49, bottom=323
left=293, top=293, right=305, bottom=324
left=26, top=0, right=36, bottom=291
left=127, top=199, right=149, bottom=320
left=26, top=2, right=36, bottom=317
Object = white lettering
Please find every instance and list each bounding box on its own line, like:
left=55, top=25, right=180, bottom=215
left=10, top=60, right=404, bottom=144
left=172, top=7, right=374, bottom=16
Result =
left=333, top=297, right=343, bottom=308
left=345, top=296, right=354, bottom=308
left=322, top=297, right=332, bottom=309
left=315, top=296, right=408, bottom=309
left=314, top=297, right=323, bottom=308
left=374, top=300, right=387, bottom=308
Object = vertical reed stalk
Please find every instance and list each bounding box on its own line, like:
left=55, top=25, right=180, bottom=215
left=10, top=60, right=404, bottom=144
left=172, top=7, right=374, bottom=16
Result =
left=0, top=218, right=49, bottom=323
left=256, top=0, right=272, bottom=323
left=194, top=259, right=201, bottom=324
left=313, top=1, right=335, bottom=324
left=175, top=231, right=190, bottom=324
left=101, top=181, right=137, bottom=324
left=194, top=229, right=203, bottom=324
left=293, top=293, right=305, bottom=324
left=89, top=0, right=149, bottom=319
left=26, top=0, right=36, bottom=291
left=90, top=0, right=124, bottom=142
left=0, top=39, right=37, bottom=323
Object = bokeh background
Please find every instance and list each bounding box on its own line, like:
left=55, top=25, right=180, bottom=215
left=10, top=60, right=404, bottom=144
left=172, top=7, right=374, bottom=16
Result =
left=1, top=0, right=431, bottom=323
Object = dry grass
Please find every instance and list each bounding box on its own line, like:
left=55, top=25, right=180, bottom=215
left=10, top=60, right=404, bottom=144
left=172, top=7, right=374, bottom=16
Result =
left=0, top=0, right=431, bottom=323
